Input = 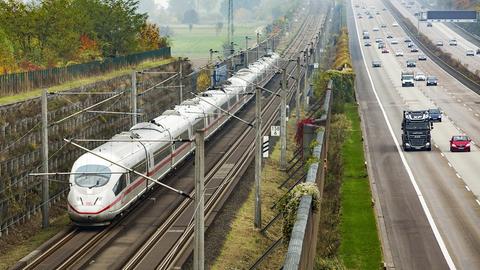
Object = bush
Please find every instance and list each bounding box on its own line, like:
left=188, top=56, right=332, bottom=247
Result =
left=278, top=182, right=320, bottom=241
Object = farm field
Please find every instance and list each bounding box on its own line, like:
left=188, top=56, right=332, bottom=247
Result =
left=169, top=23, right=266, bottom=64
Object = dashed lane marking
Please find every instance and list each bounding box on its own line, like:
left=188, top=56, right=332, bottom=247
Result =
left=353, top=10, right=457, bottom=270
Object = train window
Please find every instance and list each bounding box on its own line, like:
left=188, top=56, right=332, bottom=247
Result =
left=113, top=174, right=127, bottom=196
left=230, top=96, right=237, bottom=106
left=221, top=102, right=228, bottom=110
left=74, top=165, right=111, bottom=188
left=193, top=120, right=204, bottom=132
left=154, top=146, right=171, bottom=164
left=175, top=130, right=190, bottom=149
left=130, top=161, right=147, bottom=182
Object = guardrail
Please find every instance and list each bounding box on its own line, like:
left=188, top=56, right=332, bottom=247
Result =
left=283, top=84, right=332, bottom=269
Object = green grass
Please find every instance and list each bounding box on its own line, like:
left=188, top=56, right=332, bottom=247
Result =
left=210, top=116, right=299, bottom=269
left=0, top=214, right=70, bottom=270
left=169, top=23, right=266, bottom=60
left=0, top=58, right=175, bottom=106
left=339, top=103, right=382, bottom=269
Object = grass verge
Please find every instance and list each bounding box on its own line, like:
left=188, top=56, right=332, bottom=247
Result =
left=339, top=103, right=382, bottom=269
left=210, top=117, right=300, bottom=269
left=0, top=58, right=175, bottom=106
left=0, top=213, right=70, bottom=270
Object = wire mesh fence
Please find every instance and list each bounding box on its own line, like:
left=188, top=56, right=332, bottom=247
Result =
left=0, top=47, right=171, bottom=97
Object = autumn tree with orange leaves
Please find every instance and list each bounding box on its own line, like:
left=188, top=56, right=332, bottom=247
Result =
left=138, top=23, right=170, bottom=51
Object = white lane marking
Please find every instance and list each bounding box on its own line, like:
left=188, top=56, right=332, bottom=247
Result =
left=448, top=162, right=453, bottom=167
left=352, top=6, right=457, bottom=270
left=435, top=144, right=439, bottom=148
left=441, top=153, right=445, bottom=157
left=476, top=200, right=480, bottom=206
left=456, top=173, right=462, bottom=179
left=466, top=186, right=471, bottom=192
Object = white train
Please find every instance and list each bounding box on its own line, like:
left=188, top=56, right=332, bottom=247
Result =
left=67, top=53, right=280, bottom=225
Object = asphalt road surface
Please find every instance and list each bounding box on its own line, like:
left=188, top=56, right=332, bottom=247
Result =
left=349, top=0, right=480, bottom=268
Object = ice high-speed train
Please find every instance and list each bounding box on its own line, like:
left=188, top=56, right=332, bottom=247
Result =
left=67, top=53, right=280, bottom=225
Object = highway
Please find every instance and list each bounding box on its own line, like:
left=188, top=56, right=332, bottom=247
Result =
left=387, top=0, right=480, bottom=75
left=350, top=0, right=480, bottom=268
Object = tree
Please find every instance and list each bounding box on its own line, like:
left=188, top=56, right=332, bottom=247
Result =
left=138, top=23, right=170, bottom=51
left=215, top=22, right=224, bottom=36
left=168, top=0, right=194, bottom=22
left=76, top=34, right=102, bottom=62
left=0, top=28, right=15, bottom=73
left=91, top=0, right=148, bottom=56
left=183, top=9, right=199, bottom=30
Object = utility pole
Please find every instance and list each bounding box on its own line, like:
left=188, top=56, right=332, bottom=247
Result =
left=245, top=36, right=250, bottom=68
left=280, top=69, right=287, bottom=170
left=131, top=71, right=138, bottom=126
left=231, top=42, right=235, bottom=76
left=304, top=49, right=309, bottom=111
left=296, top=56, right=301, bottom=123
left=41, top=90, right=49, bottom=228
left=227, top=0, right=234, bottom=49
left=256, top=32, right=260, bottom=61
left=194, top=129, right=205, bottom=270
left=254, top=86, right=262, bottom=229
left=179, top=59, right=184, bottom=103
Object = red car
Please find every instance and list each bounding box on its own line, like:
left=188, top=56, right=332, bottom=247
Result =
left=450, top=135, right=471, bottom=152
left=382, top=48, right=390, bottom=53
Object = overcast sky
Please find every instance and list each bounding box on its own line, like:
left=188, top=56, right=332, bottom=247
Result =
left=153, top=0, right=168, bottom=9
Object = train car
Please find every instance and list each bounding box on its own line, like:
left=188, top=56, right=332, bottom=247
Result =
left=67, top=53, right=280, bottom=225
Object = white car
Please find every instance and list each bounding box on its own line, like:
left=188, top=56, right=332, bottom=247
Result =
left=391, top=39, right=399, bottom=44
left=395, top=50, right=404, bottom=56
left=415, top=72, right=426, bottom=81
left=392, top=22, right=399, bottom=27
left=466, top=50, right=475, bottom=56
left=449, top=39, right=457, bottom=46
left=373, top=27, right=380, bottom=32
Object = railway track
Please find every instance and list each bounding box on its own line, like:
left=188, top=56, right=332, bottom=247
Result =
left=123, top=14, right=324, bottom=270
left=19, top=8, right=325, bottom=270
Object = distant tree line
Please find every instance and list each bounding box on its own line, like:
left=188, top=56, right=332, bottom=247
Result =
left=0, top=0, right=170, bottom=73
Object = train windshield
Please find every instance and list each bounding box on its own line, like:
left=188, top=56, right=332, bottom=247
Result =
left=75, top=165, right=111, bottom=188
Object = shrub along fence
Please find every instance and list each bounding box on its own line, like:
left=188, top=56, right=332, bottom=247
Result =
left=0, top=47, right=171, bottom=97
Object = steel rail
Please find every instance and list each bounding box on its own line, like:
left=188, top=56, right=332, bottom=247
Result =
left=20, top=11, right=321, bottom=270
left=127, top=14, right=323, bottom=270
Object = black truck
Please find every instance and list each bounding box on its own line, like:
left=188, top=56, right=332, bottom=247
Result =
left=401, top=110, right=433, bottom=151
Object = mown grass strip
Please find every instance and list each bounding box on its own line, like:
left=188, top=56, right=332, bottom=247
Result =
left=339, top=103, right=382, bottom=269
left=0, top=58, right=175, bottom=106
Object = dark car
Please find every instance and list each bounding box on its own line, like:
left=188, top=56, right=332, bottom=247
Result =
left=406, top=60, right=416, bottom=67
left=407, top=42, right=415, bottom=48
left=428, top=108, right=442, bottom=122
left=418, top=54, right=427, bottom=61
left=450, top=135, right=471, bottom=152
left=426, top=76, right=438, bottom=86
left=427, top=22, right=433, bottom=27
left=404, top=37, right=412, bottom=43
